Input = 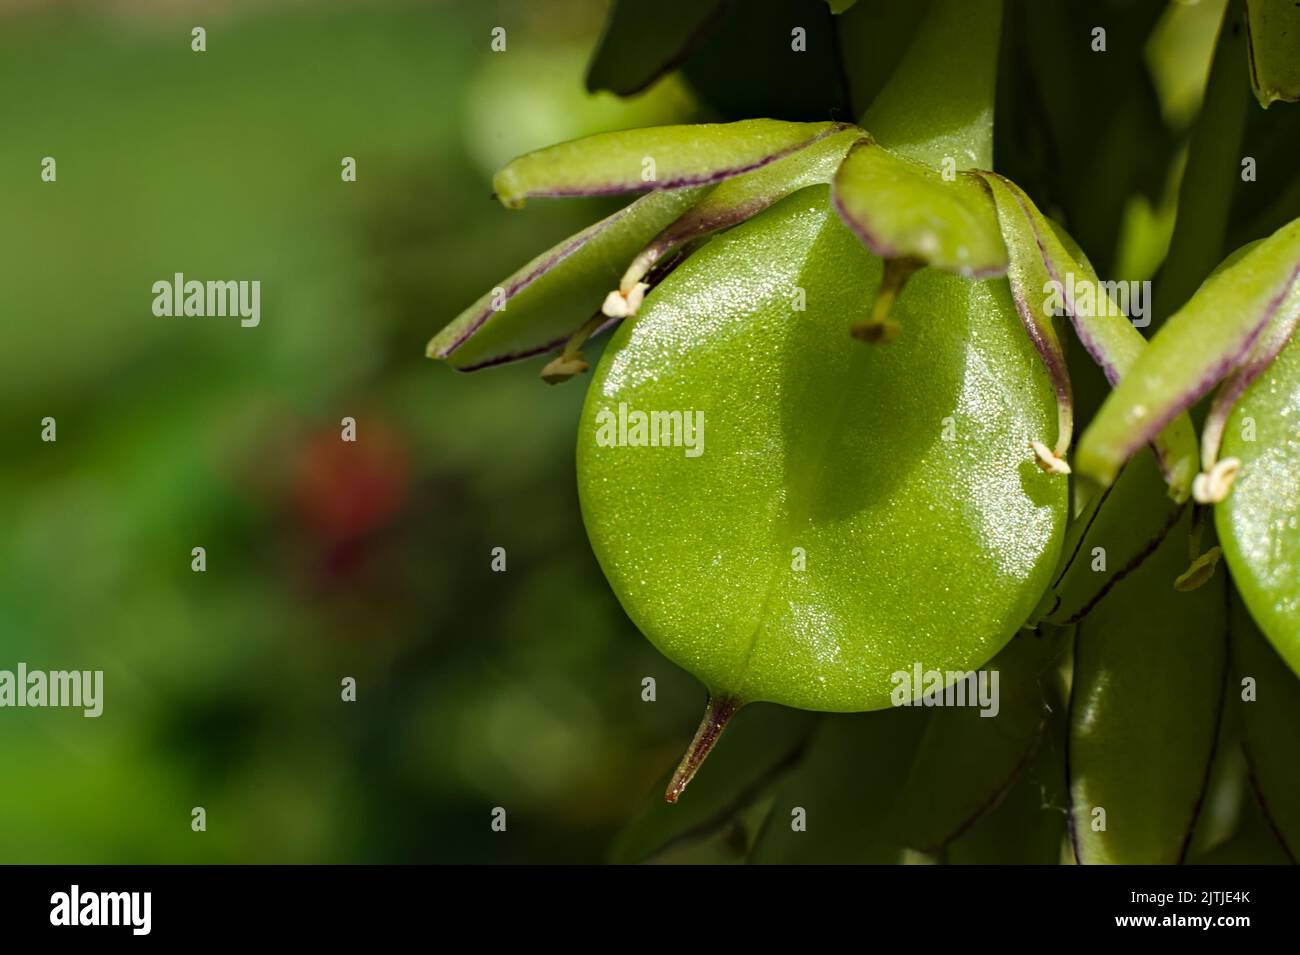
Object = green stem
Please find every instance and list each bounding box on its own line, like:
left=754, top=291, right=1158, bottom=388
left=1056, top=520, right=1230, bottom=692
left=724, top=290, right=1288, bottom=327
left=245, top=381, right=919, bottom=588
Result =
left=858, top=0, right=1003, bottom=171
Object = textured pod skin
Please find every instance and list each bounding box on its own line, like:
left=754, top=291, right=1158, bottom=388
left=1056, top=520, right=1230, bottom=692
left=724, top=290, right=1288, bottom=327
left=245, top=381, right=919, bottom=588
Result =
left=577, top=186, right=1067, bottom=712
left=1218, top=333, right=1300, bottom=672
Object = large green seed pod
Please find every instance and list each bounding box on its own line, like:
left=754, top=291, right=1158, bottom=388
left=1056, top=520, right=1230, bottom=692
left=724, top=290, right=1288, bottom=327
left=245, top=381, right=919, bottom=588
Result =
left=577, top=185, right=1067, bottom=796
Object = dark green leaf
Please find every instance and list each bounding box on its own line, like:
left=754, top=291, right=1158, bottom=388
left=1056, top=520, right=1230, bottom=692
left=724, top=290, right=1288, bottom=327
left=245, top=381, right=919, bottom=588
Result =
left=1068, top=501, right=1227, bottom=864
left=585, top=0, right=729, bottom=98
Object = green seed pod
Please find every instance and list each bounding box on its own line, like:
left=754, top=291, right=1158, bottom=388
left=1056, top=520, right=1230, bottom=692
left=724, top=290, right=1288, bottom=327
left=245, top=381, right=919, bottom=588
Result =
left=1218, top=332, right=1300, bottom=673
left=429, top=0, right=1112, bottom=804
left=491, top=119, right=846, bottom=209
left=578, top=185, right=1067, bottom=798
left=979, top=173, right=1199, bottom=493
left=832, top=141, right=1008, bottom=279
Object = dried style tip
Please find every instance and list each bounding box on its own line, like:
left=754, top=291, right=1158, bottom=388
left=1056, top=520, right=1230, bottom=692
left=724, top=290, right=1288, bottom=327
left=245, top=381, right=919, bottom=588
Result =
left=539, top=310, right=613, bottom=384
left=1191, top=457, right=1242, bottom=504
left=540, top=352, right=589, bottom=385
left=1174, top=546, right=1222, bottom=592
left=665, top=695, right=739, bottom=804
left=1031, top=440, right=1072, bottom=476
left=601, top=281, right=649, bottom=318
left=851, top=318, right=900, bottom=344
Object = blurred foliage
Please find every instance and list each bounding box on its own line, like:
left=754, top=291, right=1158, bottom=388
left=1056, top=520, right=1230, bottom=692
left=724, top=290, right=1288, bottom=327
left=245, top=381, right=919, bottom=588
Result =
left=0, top=0, right=707, bottom=864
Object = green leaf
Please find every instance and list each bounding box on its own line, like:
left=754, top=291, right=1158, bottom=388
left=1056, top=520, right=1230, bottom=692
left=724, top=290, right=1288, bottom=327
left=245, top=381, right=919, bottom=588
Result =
left=1230, top=594, right=1300, bottom=861
left=832, top=142, right=1008, bottom=278
left=1218, top=331, right=1300, bottom=671
left=1077, top=218, right=1300, bottom=490
left=1068, top=498, right=1227, bottom=864
left=1036, top=449, right=1185, bottom=627
left=427, top=188, right=706, bottom=370
left=578, top=185, right=1067, bottom=781
left=832, top=1, right=928, bottom=123
left=980, top=172, right=1200, bottom=496
left=1247, top=0, right=1300, bottom=106
left=492, top=119, right=846, bottom=208
left=585, top=0, right=728, bottom=98
left=608, top=703, right=816, bottom=863
left=747, top=709, right=929, bottom=864
left=677, top=0, right=851, bottom=123
left=946, top=696, right=1069, bottom=864
left=641, top=794, right=778, bottom=864
left=1190, top=801, right=1295, bottom=864
left=616, top=127, right=866, bottom=295
left=1146, top=0, right=1231, bottom=128
left=1004, top=0, right=1178, bottom=277
left=893, top=627, right=1065, bottom=853
left=859, top=0, right=1002, bottom=170
left=826, top=0, right=858, bottom=13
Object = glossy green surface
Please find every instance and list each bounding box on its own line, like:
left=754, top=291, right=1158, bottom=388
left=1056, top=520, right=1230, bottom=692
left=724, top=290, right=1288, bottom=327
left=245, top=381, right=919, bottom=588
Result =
left=1069, top=500, right=1226, bottom=864
left=1077, top=218, right=1300, bottom=488
left=577, top=186, right=1067, bottom=711
left=832, top=142, right=1008, bottom=278
left=1219, top=333, right=1300, bottom=672
left=492, top=119, right=842, bottom=208
left=428, top=188, right=705, bottom=369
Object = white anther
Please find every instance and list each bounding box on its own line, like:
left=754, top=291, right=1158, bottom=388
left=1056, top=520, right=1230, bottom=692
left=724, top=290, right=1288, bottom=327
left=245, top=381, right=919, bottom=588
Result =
left=601, top=281, right=649, bottom=318
left=1191, top=457, right=1241, bottom=504
left=1031, top=441, right=1072, bottom=476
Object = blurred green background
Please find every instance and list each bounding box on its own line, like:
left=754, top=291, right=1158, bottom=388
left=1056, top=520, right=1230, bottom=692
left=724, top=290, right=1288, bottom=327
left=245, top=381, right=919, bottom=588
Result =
left=0, top=0, right=715, bottom=863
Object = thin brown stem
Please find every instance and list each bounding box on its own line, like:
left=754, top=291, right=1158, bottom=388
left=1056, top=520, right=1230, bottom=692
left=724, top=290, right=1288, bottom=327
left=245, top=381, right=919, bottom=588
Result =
left=665, top=695, right=740, bottom=804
